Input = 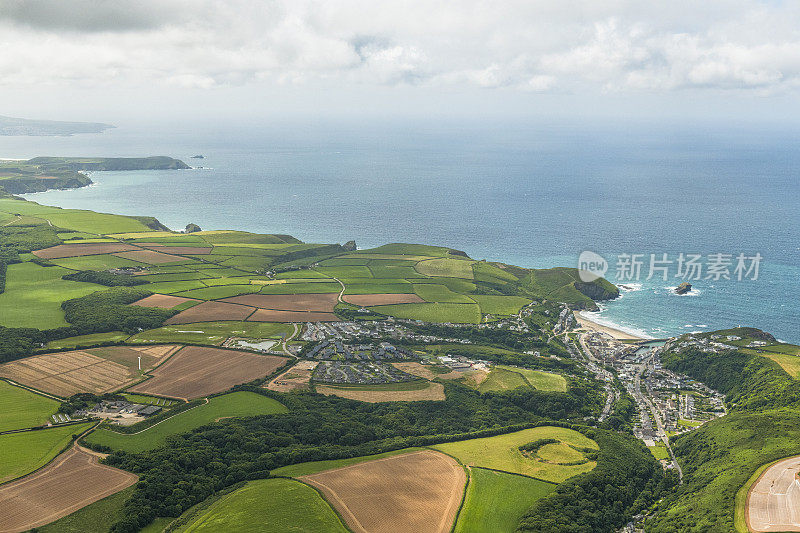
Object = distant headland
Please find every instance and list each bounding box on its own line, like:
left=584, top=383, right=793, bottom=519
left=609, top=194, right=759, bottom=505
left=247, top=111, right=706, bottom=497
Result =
left=0, top=114, right=114, bottom=136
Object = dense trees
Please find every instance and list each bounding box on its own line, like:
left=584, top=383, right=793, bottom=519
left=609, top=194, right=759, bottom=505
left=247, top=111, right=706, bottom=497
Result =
left=519, top=429, right=675, bottom=533
left=61, top=287, right=176, bottom=335
left=98, top=383, right=603, bottom=532
left=62, top=270, right=148, bottom=287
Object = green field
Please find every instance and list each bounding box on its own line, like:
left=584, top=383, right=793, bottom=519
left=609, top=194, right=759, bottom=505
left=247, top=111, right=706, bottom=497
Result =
left=84, top=392, right=287, bottom=453
left=0, top=380, right=59, bottom=431
left=648, top=443, right=670, bottom=460
left=413, top=283, right=476, bottom=303
left=454, top=468, right=556, bottom=533
left=174, top=478, right=348, bottom=533
left=128, top=321, right=292, bottom=345
left=259, top=281, right=342, bottom=294
left=478, top=367, right=530, bottom=393
left=173, top=284, right=260, bottom=300
left=0, top=199, right=154, bottom=234
left=469, top=295, right=531, bottom=316
left=38, top=486, right=136, bottom=533
left=45, top=331, right=130, bottom=350
left=0, top=262, right=103, bottom=328
left=415, top=257, right=475, bottom=279
left=371, top=302, right=482, bottom=323
left=497, top=366, right=567, bottom=392
left=0, top=423, right=92, bottom=483
left=433, top=427, right=598, bottom=483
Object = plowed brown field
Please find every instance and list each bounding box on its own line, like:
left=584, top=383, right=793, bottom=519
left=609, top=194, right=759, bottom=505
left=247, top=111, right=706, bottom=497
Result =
left=220, top=293, right=339, bottom=312
left=128, top=346, right=287, bottom=399
left=32, top=243, right=137, bottom=259
left=0, top=346, right=179, bottom=397
left=246, top=309, right=339, bottom=322
left=130, top=293, right=199, bottom=309
left=300, top=450, right=465, bottom=533
left=0, top=446, right=137, bottom=533
left=165, top=301, right=256, bottom=324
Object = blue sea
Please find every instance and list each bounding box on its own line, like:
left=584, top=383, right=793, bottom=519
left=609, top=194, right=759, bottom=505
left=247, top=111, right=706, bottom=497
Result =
left=4, top=118, right=799, bottom=342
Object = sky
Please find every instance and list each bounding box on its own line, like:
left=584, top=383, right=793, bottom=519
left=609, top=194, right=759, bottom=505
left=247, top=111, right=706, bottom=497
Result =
left=2, top=0, right=800, bottom=124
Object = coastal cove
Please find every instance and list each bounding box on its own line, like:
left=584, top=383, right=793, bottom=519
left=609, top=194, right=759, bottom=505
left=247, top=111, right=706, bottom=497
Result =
left=8, top=119, right=800, bottom=343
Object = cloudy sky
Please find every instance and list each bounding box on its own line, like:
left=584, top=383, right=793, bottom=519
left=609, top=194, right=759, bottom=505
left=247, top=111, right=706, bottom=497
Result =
left=2, top=0, right=800, bottom=123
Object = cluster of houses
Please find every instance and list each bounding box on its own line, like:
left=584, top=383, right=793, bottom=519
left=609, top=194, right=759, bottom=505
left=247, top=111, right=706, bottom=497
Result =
left=313, top=361, right=418, bottom=385
left=305, top=340, right=415, bottom=361
left=301, top=320, right=473, bottom=345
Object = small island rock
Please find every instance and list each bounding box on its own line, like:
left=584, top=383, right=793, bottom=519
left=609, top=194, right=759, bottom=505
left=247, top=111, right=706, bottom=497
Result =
left=185, top=223, right=202, bottom=233
left=675, top=281, right=692, bottom=295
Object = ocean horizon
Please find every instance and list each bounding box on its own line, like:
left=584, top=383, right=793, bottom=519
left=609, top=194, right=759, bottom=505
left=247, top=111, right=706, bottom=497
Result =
left=8, top=118, right=800, bottom=343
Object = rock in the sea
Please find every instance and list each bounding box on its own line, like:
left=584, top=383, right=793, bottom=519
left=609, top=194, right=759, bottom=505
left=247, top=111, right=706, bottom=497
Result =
left=185, top=223, right=202, bottom=233
left=675, top=281, right=692, bottom=295
left=343, top=240, right=357, bottom=252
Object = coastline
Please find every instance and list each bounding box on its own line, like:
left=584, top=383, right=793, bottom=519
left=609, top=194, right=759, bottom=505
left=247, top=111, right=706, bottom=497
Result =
left=574, top=310, right=650, bottom=341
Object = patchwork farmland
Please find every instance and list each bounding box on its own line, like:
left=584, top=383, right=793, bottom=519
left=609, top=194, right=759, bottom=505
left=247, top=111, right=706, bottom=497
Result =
left=127, top=346, right=287, bottom=399
left=300, top=450, right=466, bottom=533
left=0, top=446, right=137, bottom=533
left=0, top=346, right=180, bottom=397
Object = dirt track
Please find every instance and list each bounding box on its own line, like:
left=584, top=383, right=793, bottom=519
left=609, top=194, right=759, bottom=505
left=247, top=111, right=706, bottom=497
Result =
left=748, top=455, right=800, bottom=532
left=0, top=446, right=137, bottom=533
left=301, top=450, right=465, bottom=533
left=128, top=346, right=287, bottom=399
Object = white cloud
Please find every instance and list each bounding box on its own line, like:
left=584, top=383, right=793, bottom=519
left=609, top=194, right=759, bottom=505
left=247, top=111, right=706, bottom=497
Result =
left=2, top=0, right=800, bottom=95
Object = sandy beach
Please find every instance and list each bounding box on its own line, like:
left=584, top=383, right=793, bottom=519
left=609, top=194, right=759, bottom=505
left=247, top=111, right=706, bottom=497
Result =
left=574, top=311, right=648, bottom=341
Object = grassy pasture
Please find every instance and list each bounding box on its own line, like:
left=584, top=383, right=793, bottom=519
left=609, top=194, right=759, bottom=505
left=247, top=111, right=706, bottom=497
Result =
left=371, top=302, right=482, bottom=324
left=0, top=380, right=59, bottom=432
left=173, top=284, right=260, bottom=300
left=259, top=281, right=341, bottom=294
left=359, top=243, right=455, bottom=257
left=472, top=261, right=520, bottom=283
left=497, top=366, right=567, bottom=392
left=0, top=262, right=103, bottom=328
left=0, top=199, right=152, bottom=234
left=44, top=331, right=130, bottom=350
left=432, top=427, right=598, bottom=483
left=127, top=321, right=292, bottom=345
left=470, top=295, right=531, bottom=316
left=84, top=392, right=286, bottom=453
left=0, top=423, right=92, bottom=483
left=368, top=263, right=424, bottom=279
left=274, top=269, right=331, bottom=279
left=342, top=281, right=413, bottom=294
left=138, top=272, right=212, bottom=282
left=143, top=280, right=208, bottom=294
left=173, top=478, right=348, bottom=533
left=454, top=468, right=556, bottom=533
left=413, top=283, right=476, bottom=303
left=416, top=257, right=475, bottom=279
left=478, top=367, right=529, bottom=393
left=313, top=265, right=373, bottom=278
